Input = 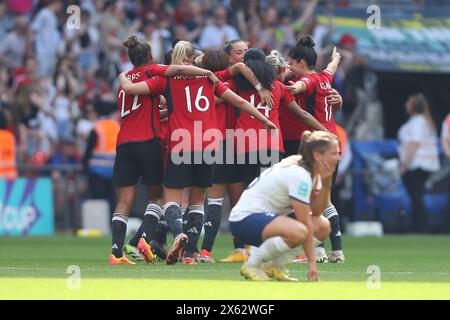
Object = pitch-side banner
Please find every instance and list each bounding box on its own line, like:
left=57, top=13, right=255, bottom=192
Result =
left=318, top=8, right=450, bottom=73
left=0, top=178, right=54, bottom=236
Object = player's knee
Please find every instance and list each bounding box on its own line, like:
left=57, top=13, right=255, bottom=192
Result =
left=315, top=216, right=331, bottom=241
left=286, top=223, right=308, bottom=247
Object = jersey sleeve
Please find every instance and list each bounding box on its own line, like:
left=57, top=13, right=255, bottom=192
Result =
left=288, top=169, right=312, bottom=205
left=280, top=83, right=295, bottom=106
left=299, top=76, right=315, bottom=96
left=215, top=69, right=231, bottom=81
left=146, top=64, right=170, bottom=77
left=322, top=69, right=334, bottom=83
left=214, top=80, right=229, bottom=97
left=145, top=76, right=166, bottom=95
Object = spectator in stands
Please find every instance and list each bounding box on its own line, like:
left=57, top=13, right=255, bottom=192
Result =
left=31, top=0, right=62, bottom=77
left=140, top=16, right=167, bottom=64
left=182, top=0, right=205, bottom=44
left=0, top=2, right=13, bottom=40
left=440, top=113, right=450, bottom=231
left=64, top=9, right=101, bottom=73
left=441, top=113, right=450, bottom=164
left=198, top=6, right=239, bottom=50
left=398, top=93, right=440, bottom=233
left=0, top=15, right=32, bottom=69
left=0, top=65, right=12, bottom=111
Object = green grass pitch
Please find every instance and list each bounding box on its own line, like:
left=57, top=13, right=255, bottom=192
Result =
left=1, top=234, right=449, bottom=299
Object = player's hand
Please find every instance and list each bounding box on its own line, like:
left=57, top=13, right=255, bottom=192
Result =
left=286, top=81, right=301, bottom=94
left=119, top=71, right=128, bottom=84
left=207, top=72, right=219, bottom=90
left=331, top=46, right=341, bottom=63
left=317, top=158, right=336, bottom=179
left=258, top=88, right=274, bottom=109
left=307, top=263, right=320, bottom=282
left=264, top=119, right=278, bottom=131
left=327, top=89, right=343, bottom=106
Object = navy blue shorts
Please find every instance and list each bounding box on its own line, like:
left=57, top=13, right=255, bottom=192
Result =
left=229, top=213, right=279, bottom=247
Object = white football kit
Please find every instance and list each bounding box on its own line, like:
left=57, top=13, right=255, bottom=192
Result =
left=229, top=158, right=313, bottom=222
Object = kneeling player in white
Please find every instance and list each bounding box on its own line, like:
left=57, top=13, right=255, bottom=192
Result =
left=229, top=131, right=340, bottom=281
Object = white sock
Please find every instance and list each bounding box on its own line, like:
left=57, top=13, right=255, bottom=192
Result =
left=274, top=247, right=300, bottom=266
left=315, top=246, right=326, bottom=256
left=246, top=237, right=290, bottom=267
left=248, top=245, right=258, bottom=257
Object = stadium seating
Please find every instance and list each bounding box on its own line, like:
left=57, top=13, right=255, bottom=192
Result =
left=351, top=140, right=448, bottom=233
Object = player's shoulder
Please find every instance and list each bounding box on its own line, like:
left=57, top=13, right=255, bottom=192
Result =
left=299, top=75, right=314, bottom=85
left=288, top=165, right=312, bottom=183
left=215, top=68, right=230, bottom=81
left=410, top=114, right=427, bottom=127
left=278, top=160, right=312, bottom=183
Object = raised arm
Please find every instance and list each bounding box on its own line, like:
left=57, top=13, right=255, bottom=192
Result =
left=296, top=0, right=319, bottom=27
left=285, top=101, right=328, bottom=132
left=229, top=62, right=274, bottom=108
left=219, top=89, right=277, bottom=130
left=325, top=47, right=341, bottom=76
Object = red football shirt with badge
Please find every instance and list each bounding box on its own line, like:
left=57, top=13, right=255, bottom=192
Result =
left=145, top=76, right=229, bottom=152
left=280, top=70, right=337, bottom=140
left=116, top=64, right=169, bottom=146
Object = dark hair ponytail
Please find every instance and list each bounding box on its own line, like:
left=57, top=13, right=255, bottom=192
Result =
left=297, top=35, right=315, bottom=48
left=234, top=48, right=274, bottom=91
left=288, top=35, right=317, bottom=69
left=123, top=35, right=152, bottom=67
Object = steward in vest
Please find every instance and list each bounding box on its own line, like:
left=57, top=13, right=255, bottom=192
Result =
left=0, top=110, right=17, bottom=179
left=82, top=100, right=119, bottom=212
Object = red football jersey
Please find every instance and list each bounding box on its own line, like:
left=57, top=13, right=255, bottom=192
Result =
left=234, top=80, right=294, bottom=153
left=116, top=64, right=169, bottom=146
left=214, top=69, right=236, bottom=137
left=145, top=76, right=229, bottom=152
left=280, top=70, right=337, bottom=140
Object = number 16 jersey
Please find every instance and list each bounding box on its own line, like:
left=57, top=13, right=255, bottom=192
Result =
left=145, top=75, right=229, bottom=152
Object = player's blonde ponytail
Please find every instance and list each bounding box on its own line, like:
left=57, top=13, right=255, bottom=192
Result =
left=171, top=41, right=195, bottom=65
left=265, top=50, right=287, bottom=74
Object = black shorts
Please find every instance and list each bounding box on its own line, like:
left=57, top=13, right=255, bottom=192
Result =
left=283, top=139, right=300, bottom=158
left=229, top=150, right=282, bottom=185
left=213, top=140, right=235, bottom=184
left=113, top=139, right=163, bottom=187
left=164, top=151, right=215, bottom=188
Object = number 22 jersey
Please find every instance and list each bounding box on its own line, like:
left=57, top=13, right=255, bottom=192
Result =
left=116, top=64, right=169, bottom=146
